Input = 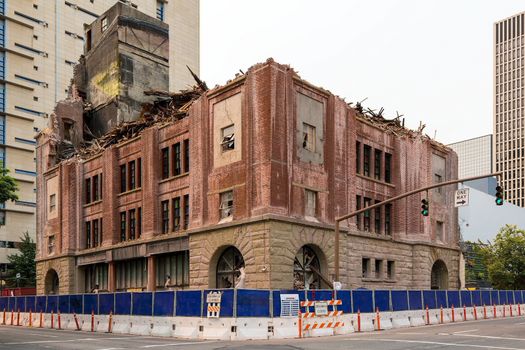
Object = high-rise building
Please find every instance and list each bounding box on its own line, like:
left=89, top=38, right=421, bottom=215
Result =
left=0, top=0, right=199, bottom=276
left=448, top=134, right=496, bottom=195
left=493, top=12, right=524, bottom=207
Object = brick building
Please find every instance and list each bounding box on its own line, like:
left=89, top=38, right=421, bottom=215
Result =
left=36, top=57, right=460, bottom=294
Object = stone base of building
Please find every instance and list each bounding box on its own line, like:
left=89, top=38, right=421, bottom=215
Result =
left=36, top=217, right=460, bottom=294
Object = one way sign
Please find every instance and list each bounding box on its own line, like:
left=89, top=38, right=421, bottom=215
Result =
left=454, top=188, right=470, bottom=207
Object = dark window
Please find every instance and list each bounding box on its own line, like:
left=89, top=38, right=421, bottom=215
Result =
left=129, top=209, right=136, bottom=240
left=363, top=197, right=371, bottom=231
left=363, top=145, right=371, bottom=177
left=99, top=218, right=103, bottom=244
left=356, top=195, right=361, bottom=230
left=356, top=141, right=361, bottom=174
left=362, top=258, right=370, bottom=278
left=86, top=29, right=92, bottom=51
left=120, top=164, right=127, bottom=193
left=137, top=208, right=142, bottom=238
left=385, top=153, right=392, bottom=183
left=85, top=178, right=91, bottom=204
left=137, top=158, right=142, bottom=188
left=93, top=219, right=99, bottom=247
left=161, top=200, right=169, bottom=233
left=375, top=259, right=383, bottom=278
left=101, top=17, right=108, bottom=32
left=385, top=203, right=392, bottom=235
left=172, top=197, right=181, bottom=231
left=86, top=221, right=91, bottom=249
left=184, top=139, right=189, bottom=173
left=374, top=200, right=381, bottom=234
left=161, top=147, right=169, bottom=179
left=129, top=160, right=136, bottom=190
left=183, top=194, right=189, bottom=230
left=120, top=212, right=126, bottom=241
left=98, top=174, right=103, bottom=200
left=387, top=261, right=395, bottom=279
left=221, top=125, right=235, bottom=151
left=173, top=143, right=181, bottom=176
left=93, top=175, right=99, bottom=201
left=86, top=221, right=91, bottom=248
left=374, top=149, right=382, bottom=180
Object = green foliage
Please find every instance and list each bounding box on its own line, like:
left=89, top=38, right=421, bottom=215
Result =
left=478, top=225, right=525, bottom=290
left=0, top=167, right=19, bottom=204
left=5, top=232, right=36, bottom=287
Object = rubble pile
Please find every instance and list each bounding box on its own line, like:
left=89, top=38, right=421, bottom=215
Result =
left=70, top=86, right=204, bottom=159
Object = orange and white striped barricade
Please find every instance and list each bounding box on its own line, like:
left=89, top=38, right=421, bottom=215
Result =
left=298, top=299, right=345, bottom=338
left=206, top=291, right=222, bottom=318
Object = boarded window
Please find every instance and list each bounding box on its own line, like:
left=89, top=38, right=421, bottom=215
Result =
left=48, top=235, right=55, bottom=255
left=220, top=191, right=233, bottom=219
left=302, top=123, right=316, bottom=152
left=221, top=124, right=235, bottom=151
left=436, top=220, right=444, bottom=241
left=305, top=189, right=316, bottom=217
left=155, top=251, right=190, bottom=288
left=183, top=194, right=190, bottom=229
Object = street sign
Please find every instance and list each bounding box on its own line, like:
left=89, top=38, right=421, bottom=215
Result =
left=206, top=291, right=222, bottom=303
left=454, top=188, right=470, bottom=207
left=15, top=273, right=20, bottom=279
left=314, top=301, right=329, bottom=316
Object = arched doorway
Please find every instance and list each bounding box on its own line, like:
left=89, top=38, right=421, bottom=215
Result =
left=294, top=245, right=322, bottom=290
left=44, top=269, right=59, bottom=295
left=216, top=246, right=245, bottom=288
left=431, top=260, right=448, bottom=290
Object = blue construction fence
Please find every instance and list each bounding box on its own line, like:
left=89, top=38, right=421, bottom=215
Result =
left=0, top=289, right=523, bottom=318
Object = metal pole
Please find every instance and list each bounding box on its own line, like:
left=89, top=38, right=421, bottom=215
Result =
left=333, top=172, right=501, bottom=283
left=335, top=221, right=340, bottom=282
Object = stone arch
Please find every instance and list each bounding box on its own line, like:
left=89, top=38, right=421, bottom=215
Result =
left=44, top=269, right=60, bottom=295
left=431, top=259, right=448, bottom=290
left=293, top=244, right=327, bottom=290
left=212, top=246, right=245, bottom=289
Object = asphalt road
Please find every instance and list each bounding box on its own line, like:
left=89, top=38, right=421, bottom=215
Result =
left=1, top=316, right=525, bottom=349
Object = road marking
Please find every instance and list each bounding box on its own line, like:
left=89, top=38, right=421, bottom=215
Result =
left=352, top=339, right=525, bottom=350
left=141, top=341, right=217, bottom=348
left=455, top=334, right=525, bottom=341
left=96, top=348, right=125, bottom=350
left=396, top=332, right=428, bottom=335
left=516, top=322, right=525, bottom=325
left=453, top=329, right=479, bottom=334
left=5, top=338, right=97, bottom=345
left=28, top=333, right=59, bottom=338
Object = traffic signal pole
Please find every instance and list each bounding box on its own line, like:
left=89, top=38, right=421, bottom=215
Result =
left=333, top=172, right=502, bottom=282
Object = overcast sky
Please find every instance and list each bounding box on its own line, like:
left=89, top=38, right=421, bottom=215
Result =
left=201, top=0, right=524, bottom=145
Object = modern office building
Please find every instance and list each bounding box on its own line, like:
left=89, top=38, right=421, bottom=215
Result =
left=0, top=0, right=199, bottom=275
left=448, top=134, right=496, bottom=195
left=493, top=11, right=525, bottom=207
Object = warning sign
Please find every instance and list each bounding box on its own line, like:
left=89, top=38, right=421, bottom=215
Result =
left=314, top=301, right=328, bottom=316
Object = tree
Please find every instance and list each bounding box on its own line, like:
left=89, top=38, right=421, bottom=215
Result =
left=6, top=232, right=36, bottom=287
left=478, top=225, right=525, bottom=290
left=0, top=167, right=19, bottom=204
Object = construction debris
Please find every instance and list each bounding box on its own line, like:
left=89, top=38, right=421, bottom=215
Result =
left=59, top=86, right=204, bottom=160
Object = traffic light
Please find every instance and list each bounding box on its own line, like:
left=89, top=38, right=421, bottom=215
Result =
left=421, top=199, right=429, bottom=216
left=495, top=186, right=504, bottom=206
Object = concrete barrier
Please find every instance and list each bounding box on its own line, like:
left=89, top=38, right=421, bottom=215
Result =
left=334, top=314, right=354, bottom=335
left=172, top=317, right=201, bottom=339
left=408, top=310, right=425, bottom=327
left=95, top=315, right=109, bottom=333
left=232, top=317, right=270, bottom=340
left=391, top=311, right=410, bottom=328
left=129, top=316, right=152, bottom=336
left=151, top=316, right=174, bottom=337
left=112, top=315, right=131, bottom=334
left=355, top=313, right=375, bottom=332
left=201, top=317, right=232, bottom=340
left=269, top=318, right=299, bottom=339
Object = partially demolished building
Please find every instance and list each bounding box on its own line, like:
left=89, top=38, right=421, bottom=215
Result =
left=36, top=7, right=460, bottom=295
